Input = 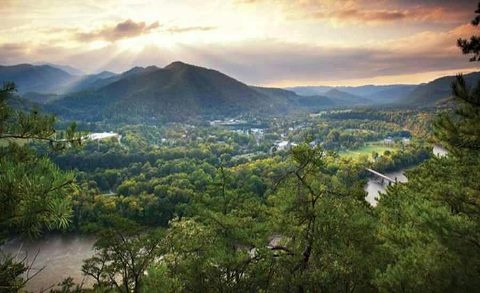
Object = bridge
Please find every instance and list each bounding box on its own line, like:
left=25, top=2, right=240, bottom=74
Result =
left=365, top=168, right=396, bottom=184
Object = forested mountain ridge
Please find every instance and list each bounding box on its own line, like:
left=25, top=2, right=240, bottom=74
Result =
left=288, top=72, right=480, bottom=106
left=46, top=61, right=338, bottom=121
left=323, top=88, right=371, bottom=105
left=403, top=71, right=480, bottom=105
left=3, top=61, right=480, bottom=123
left=288, top=84, right=417, bottom=104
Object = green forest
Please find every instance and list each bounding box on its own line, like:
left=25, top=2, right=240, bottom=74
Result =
left=2, top=2, right=480, bottom=293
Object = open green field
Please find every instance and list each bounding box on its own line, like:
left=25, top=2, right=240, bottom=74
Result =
left=339, top=141, right=398, bottom=160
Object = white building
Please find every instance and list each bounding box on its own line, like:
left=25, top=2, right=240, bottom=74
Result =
left=384, top=137, right=394, bottom=145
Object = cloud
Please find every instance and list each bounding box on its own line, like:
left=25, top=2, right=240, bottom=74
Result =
left=74, top=20, right=217, bottom=42
left=165, top=26, right=216, bottom=33
left=305, top=6, right=466, bottom=25
left=242, top=0, right=474, bottom=25
left=75, top=19, right=160, bottom=42
left=312, top=9, right=409, bottom=23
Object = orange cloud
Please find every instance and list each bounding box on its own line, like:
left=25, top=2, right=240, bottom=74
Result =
left=76, top=19, right=160, bottom=42
left=313, top=9, right=408, bottom=23
left=305, top=6, right=462, bottom=25
left=247, top=0, right=473, bottom=25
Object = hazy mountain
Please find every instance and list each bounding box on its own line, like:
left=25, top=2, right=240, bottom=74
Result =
left=287, top=86, right=333, bottom=96
left=402, top=72, right=480, bottom=105
left=366, top=85, right=417, bottom=104
left=287, top=84, right=416, bottom=105
left=0, top=64, right=74, bottom=94
left=35, top=63, right=84, bottom=76
left=323, top=89, right=371, bottom=105
left=22, top=92, right=61, bottom=104
left=252, top=86, right=334, bottom=109
left=64, top=71, right=118, bottom=93
left=339, top=85, right=416, bottom=98
left=49, top=61, right=308, bottom=121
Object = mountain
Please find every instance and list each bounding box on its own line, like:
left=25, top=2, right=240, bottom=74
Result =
left=287, top=84, right=417, bottom=105
left=34, top=63, right=84, bottom=76
left=365, top=85, right=417, bottom=104
left=323, top=89, right=371, bottom=105
left=338, top=85, right=416, bottom=99
left=64, top=71, right=118, bottom=93
left=287, top=86, right=333, bottom=96
left=49, top=61, right=312, bottom=121
left=402, top=72, right=480, bottom=105
left=0, top=64, right=74, bottom=94
left=252, top=86, right=334, bottom=109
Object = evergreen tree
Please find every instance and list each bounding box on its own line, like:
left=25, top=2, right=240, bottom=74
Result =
left=0, top=82, right=81, bottom=291
left=458, top=2, right=480, bottom=61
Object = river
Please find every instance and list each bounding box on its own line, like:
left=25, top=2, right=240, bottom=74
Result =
left=1, top=235, right=95, bottom=292
left=364, top=144, right=448, bottom=206
left=364, top=169, right=408, bottom=206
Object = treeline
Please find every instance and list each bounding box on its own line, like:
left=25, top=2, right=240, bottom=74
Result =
left=371, top=144, right=432, bottom=173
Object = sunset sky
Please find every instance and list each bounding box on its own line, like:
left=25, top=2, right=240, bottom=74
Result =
left=1, top=0, right=479, bottom=86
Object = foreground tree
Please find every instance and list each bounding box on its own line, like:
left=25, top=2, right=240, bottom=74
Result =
left=158, top=163, right=271, bottom=292
left=266, top=145, right=377, bottom=292
left=0, top=82, right=81, bottom=291
left=0, top=82, right=81, bottom=237
left=82, top=217, right=163, bottom=293
left=457, top=2, right=480, bottom=61
left=374, top=4, right=480, bottom=290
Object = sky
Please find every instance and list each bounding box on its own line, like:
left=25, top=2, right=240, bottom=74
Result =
left=0, top=0, right=479, bottom=86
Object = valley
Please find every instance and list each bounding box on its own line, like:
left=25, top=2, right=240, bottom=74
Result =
left=2, top=1, right=480, bottom=291
left=0, top=60, right=456, bottom=292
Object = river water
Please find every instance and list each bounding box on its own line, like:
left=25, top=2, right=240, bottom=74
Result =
left=364, top=170, right=408, bottom=206
left=1, top=235, right=95, bottom=292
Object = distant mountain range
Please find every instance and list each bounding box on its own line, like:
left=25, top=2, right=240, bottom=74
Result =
left=0, top=62, right=478, bottom=122
left=402, top=72, right=480, bottom=105
left=288, top=84, right=418, bottom=105
left=287, top=71, right=480, bottom=107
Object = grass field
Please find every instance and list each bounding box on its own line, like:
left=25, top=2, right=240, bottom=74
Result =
left=339, top=141, right=398, bottom=160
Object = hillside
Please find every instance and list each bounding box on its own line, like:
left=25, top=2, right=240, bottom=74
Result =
left=288, top=84, right=416, bottom=105
left=64, top=71, right=118, bottom=93
left=0, top=64, right=74, bottom=94
left=402, top=72, right=480, bottom=105
left=323, top=89, right=371, bottom=105
left=5, top=61, right=477, bottom=122
left=49, top=62, right=306, bottom=121
left=252, top=86, right=335, bottom=109
left=366, top=85, right=416, bottom=104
